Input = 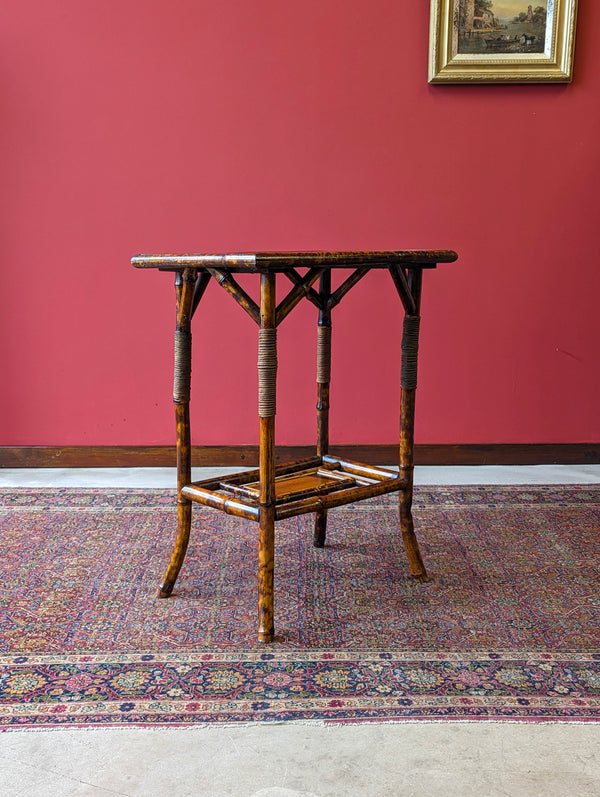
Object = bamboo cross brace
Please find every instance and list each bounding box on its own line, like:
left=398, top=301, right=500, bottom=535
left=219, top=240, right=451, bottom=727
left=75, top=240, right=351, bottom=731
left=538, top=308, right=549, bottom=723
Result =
left=388, top=265, right=417, bottom=316
left=327, top=267, right=370, bottom=310
left=282, top=269, right=322, bottom=310
left=207, top=268, right=261, bottom=325
left=275, top=267, right=324, bottom=325
left=190, top=271, right=212, bottom=318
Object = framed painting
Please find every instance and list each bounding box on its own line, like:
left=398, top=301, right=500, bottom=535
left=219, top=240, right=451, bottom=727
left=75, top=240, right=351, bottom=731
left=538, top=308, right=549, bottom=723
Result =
left=429, top=1, right=578, bottom=83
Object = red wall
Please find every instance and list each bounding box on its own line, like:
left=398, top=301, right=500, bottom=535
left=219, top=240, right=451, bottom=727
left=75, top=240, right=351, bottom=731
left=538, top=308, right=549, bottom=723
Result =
left=1, top=1, right=598, bottom=447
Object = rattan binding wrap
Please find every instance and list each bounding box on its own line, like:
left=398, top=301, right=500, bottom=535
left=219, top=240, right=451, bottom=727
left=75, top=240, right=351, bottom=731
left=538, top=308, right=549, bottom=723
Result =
left=401, top=315, right=420, bottom=391
left=258, top=328, right=278, bottom=417
left=316, top=325, right=332, bottom=384
left=173, top=330, right=192, bottom=403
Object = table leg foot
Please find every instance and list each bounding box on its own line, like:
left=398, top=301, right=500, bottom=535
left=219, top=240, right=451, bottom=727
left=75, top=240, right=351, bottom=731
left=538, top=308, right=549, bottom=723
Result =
left=157, top=500, right=192, bottom=599
left=313, top=509, right=327, bottom=547
left=257, top=471, right=276, bottom=643
left=412, top=572, right=433, bottom=584
left=400, top=502, right=430, bottom=582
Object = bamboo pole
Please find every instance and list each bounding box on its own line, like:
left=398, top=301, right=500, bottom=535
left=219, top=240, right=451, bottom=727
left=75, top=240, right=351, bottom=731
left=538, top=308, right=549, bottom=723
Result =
left=323, top=456, right=398, bottom=481
left=327, top=267, right=369, bottom=309
left=399, top=267, right=429, bottom=582
left=314, top=270, right=332, bottom=547
left=187, top=457, right=324, bottom=492
left=207, top=268, right=261, bottom=324
left=282, top=269, right=322, bottom=309
left=159, top=268, right=198, bottom=598
left=191, top=271, right=212, bottom=317
left=257, top=272, right=277, bottom=642
left=275, top=267, right=323, bottom=325
left=275, top=476, right=408, bottom=520
left=181, top=484, right=260, bottom=520
left=388, top=264, right=417, bottom=316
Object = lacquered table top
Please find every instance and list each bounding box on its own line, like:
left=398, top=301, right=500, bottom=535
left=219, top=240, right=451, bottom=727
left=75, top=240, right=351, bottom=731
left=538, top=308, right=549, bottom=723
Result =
left=132, top=250, right=458, bottom=273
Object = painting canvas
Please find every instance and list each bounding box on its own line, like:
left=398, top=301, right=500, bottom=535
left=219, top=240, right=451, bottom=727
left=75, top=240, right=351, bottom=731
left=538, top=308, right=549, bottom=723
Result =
left=457, top=2, right=549, bottom=55
left=429, top=0, right=578, bottom=82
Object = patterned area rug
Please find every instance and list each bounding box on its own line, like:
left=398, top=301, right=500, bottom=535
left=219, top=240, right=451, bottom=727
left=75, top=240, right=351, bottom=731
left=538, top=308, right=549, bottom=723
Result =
left=1, top=485, right=599, bottom=728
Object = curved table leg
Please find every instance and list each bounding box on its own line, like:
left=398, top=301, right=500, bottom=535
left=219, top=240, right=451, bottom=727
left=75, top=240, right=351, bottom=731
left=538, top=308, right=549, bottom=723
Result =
left=159, top=406, right=193, bottom=597
left=399, top=389, right=430, bottom=582
left=159, top=269, right=196, bottom=598
left=398, top=268, right=430, bottom=582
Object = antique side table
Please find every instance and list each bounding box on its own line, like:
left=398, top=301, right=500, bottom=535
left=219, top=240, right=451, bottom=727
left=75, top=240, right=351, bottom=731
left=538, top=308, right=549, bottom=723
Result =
left=132, top=251, right=458, bottom=642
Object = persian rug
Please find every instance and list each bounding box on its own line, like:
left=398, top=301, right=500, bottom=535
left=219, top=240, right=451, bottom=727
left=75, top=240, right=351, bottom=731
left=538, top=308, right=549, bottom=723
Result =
left=1, top=485, right=599, bottom=729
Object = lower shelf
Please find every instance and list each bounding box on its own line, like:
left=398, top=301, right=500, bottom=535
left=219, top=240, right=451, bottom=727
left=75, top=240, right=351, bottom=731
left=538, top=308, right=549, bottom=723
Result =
left=181, top=455, right=408, bottom=521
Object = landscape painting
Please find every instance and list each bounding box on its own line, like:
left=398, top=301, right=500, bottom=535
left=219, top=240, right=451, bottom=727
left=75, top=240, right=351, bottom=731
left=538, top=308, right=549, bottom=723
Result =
left=429, top=0, right=578, bottom=83
left=458, top=2, right=549, bottom=55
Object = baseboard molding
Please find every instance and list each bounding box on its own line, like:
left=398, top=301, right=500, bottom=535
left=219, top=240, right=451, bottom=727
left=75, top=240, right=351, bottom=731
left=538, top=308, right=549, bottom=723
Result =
left=1, top=444, right=599, bottom=468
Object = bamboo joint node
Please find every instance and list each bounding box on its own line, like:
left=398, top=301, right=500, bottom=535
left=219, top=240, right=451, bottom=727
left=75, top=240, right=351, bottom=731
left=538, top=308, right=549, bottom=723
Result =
left=401, top=315, right=420, bottom=391
left=258, top=328, right=277, bottom=417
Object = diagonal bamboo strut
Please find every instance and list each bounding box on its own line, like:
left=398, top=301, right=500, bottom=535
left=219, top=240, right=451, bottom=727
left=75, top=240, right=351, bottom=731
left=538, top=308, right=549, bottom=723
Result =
left=207, top=268, right=261, bottom=324
left=327, top=267, right=370, bottom=309
left=388, top=265, right=417, bottom=315
left=190, top=272, right=212, bottom=318
left=275, top=267, right=324, bottom=325
left=282, top=269, right=322, bottom=310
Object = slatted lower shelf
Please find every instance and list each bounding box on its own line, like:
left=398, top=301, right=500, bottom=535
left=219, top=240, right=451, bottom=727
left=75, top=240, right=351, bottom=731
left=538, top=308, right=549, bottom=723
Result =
left=181, top=455, right=408, bottom=521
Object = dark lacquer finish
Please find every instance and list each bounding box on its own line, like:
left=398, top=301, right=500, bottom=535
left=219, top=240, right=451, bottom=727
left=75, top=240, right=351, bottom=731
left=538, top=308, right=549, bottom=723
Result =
left=132, top=250, right=457, bottom=272
left=133, top=250, right=457, bottom=642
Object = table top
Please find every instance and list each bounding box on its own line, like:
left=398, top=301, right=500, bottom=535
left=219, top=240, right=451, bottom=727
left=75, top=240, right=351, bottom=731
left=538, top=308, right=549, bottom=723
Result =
left=132, top=250, right=457, bottom=273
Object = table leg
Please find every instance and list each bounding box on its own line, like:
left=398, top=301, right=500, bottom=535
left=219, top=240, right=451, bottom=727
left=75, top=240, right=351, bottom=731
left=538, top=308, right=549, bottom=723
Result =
left=398, top=269, right=430, bottom=583
left=159, top=268, right=196, bottom=598
left=257, top=272, right=277, bottom=642
left=314, top=271, right=332, bottom=547
left=314, top=271, right=332, bottom=548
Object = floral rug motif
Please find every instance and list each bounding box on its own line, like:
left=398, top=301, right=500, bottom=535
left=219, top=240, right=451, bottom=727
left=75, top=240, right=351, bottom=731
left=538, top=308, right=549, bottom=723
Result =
left=1, top=486, right=599, bottom=728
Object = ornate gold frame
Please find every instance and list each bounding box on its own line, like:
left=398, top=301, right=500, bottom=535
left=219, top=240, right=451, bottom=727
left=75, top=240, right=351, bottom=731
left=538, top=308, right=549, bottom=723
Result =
left=429, top=0, right=578, bottom=83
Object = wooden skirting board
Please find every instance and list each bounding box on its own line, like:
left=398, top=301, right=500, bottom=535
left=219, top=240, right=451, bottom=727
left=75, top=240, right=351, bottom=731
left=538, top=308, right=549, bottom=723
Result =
left=1, top=444, right=599, bottom=468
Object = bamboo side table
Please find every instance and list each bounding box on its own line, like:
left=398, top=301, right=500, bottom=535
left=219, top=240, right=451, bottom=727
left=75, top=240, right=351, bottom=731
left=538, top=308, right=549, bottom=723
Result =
left=133, top=251, right=458, bottom=643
